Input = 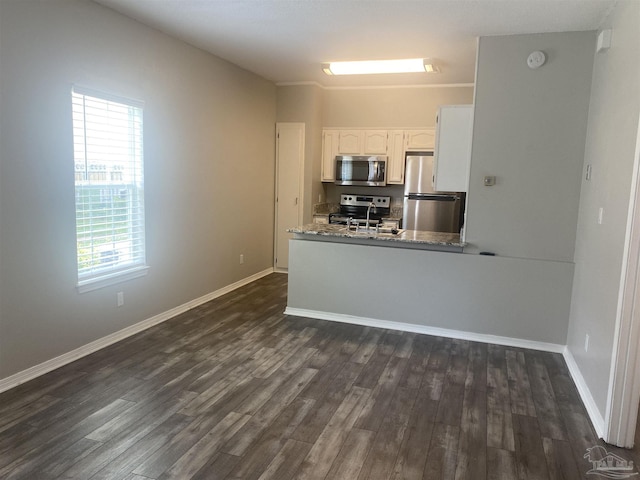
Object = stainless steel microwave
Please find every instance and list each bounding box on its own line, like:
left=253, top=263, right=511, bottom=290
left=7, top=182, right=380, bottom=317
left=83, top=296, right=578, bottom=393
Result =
left=334, top=155, right=387, bottom=186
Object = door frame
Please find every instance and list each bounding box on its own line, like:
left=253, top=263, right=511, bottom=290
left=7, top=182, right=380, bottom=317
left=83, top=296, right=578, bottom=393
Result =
left=605, top=112, right=640, bottom=447
left=274, top=122, right=305, bottom=272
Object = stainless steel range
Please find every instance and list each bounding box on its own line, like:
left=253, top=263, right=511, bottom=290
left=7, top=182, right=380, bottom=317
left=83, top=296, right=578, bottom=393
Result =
left=329, top=194, right=391, bottom=226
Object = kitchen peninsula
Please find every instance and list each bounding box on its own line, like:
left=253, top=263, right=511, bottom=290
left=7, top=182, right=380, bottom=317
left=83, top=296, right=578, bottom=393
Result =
left=285, top=225, right=574, bottom=351
left=288, top=223, right=465, bottom=252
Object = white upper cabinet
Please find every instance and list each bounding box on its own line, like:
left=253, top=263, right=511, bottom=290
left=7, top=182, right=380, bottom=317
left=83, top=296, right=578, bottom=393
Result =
left=405, top=129, right=436, bottom=151
left=338, top=130, right=362, bottom=154
left=363, top=130, right=388, bottom=154
left=337, top=130, right=388, bottom=155
left=433, top=105, right=473, bottom=192
left=387, top=130, right=406, bottom=184
left=321, top=128, right=437, bottom=183
left=321, top=130, right=339, bottom=182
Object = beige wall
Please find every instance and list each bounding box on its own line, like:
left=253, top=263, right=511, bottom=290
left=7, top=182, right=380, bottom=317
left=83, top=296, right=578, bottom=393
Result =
left=322, top=86, right=473, bottom=128
left=466, top=32, right=595, bottom=261
left=566, top=0, right=640, bottom=414
left=277, top=85, right=324, bottom=223
left=0, top=0, right=277, bottom=379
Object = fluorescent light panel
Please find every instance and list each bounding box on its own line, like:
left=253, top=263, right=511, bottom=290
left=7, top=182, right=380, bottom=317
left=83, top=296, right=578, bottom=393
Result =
left=323, top=58, right=438, bottom=75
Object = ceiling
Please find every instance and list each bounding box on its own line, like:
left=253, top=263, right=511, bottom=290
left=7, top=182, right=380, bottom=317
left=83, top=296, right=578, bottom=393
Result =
left=93, top=0, right=616, bottom=88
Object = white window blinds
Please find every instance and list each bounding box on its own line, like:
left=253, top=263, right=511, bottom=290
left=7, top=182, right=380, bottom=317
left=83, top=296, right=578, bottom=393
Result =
left=72, top=87, right=146, bottom=288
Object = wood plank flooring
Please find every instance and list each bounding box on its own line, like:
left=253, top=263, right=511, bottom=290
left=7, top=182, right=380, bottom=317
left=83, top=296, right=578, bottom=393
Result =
left=1, top=273, right=639, bottom=479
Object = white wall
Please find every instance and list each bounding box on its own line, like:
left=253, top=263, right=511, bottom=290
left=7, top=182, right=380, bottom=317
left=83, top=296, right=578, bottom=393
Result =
left=566, top=0, right=640, bottom=414
left=465, top=32, right=595, bottom=261
left=0, top=0, right=276, bottom=379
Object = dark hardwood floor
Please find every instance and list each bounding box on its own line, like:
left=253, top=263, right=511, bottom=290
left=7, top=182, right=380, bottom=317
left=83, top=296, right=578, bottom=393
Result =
left=1, top=273, right=638, bottom=479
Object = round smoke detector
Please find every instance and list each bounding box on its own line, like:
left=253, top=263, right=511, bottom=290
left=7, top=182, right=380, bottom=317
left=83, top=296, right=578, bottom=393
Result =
left=527, top=51, right=546, bottom=69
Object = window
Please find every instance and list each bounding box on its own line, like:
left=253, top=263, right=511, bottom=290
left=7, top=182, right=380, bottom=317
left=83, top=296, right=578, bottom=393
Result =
left=72, top=87, right=147, bottom=292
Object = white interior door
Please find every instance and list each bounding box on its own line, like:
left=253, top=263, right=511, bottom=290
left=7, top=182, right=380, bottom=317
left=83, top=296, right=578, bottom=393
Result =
left=605, top=112, right=640, bottom=447
left=275, top=123, right=304, bottom=270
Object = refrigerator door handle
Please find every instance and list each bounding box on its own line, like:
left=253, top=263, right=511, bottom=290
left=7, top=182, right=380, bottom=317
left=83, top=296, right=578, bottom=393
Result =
left=406, top=193, right=459, bottom=202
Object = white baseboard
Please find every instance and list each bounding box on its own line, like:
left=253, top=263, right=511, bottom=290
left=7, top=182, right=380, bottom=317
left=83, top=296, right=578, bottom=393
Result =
left=284, top=307, right=565, bottom=353
left=0, top=268, right=274, bottom=394
left=562, top=346, right=606, bottom=438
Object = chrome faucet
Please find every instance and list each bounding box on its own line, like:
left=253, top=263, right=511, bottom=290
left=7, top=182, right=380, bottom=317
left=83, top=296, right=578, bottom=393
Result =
left=366, top=202, right=377, bottom=230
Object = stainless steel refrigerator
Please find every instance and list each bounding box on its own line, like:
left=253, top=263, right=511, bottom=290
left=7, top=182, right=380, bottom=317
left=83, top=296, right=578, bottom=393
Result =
left=403, top=153, right=464, bottom=232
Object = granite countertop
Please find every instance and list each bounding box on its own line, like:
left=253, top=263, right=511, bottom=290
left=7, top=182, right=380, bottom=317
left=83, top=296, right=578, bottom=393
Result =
left=288, top=224, right=465, bottom=248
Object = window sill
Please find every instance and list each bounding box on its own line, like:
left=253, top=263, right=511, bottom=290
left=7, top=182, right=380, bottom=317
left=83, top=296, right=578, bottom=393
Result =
left=76, top=265, right=149, bottom=293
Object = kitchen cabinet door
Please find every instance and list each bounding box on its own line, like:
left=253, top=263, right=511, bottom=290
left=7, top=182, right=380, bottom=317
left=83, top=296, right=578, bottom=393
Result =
left=363, top=130, right=388, bottom=154
left=405, top=129, right=435, bottom=150
left=433, top=105, right=473, bottom=192
left=321, top=130, right=339, bottom=182
left=387, top=130, right=405, bottom=184
left=338, top=130, right=363, bottom=154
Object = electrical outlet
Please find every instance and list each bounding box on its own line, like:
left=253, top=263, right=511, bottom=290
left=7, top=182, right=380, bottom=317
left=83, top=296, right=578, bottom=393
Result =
left=585, top=334, right=590, bottom=352
left=240, top=254, right=244, bottom=264
left=117, top=291, right=124, bottom=307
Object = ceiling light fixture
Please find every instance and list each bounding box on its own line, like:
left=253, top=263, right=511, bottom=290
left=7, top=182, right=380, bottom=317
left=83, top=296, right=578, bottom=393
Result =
left=322, top=58, right=439, bottom=75
left=423, top=59, right=440, bottom=73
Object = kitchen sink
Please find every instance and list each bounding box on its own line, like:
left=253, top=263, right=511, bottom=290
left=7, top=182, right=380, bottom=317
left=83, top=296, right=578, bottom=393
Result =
left=339, top=226, right=404, bottom=237
left=372, top=229, right=405, bottom=237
